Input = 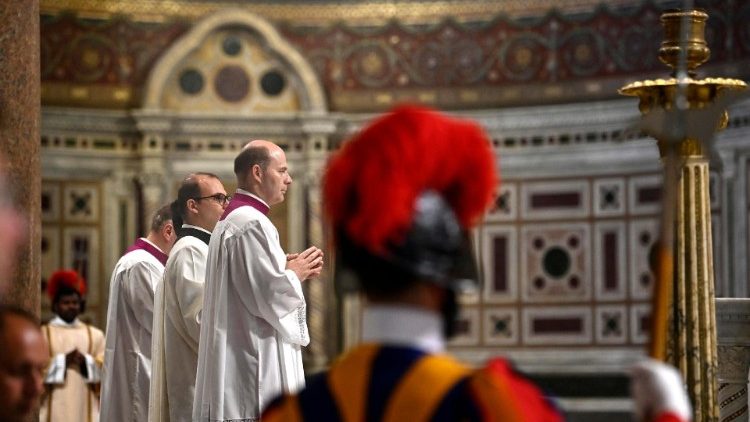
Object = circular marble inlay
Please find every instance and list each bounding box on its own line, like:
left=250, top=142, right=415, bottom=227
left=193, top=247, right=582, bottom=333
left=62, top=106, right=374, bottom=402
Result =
left=222, top=36, right=242, bottom=56
left=533, top=237, right=545, bottom=250
left=640, top=272, right=651, bottom=287
left=542, top=246, right=570, bottom=278
left=639, top=231, right=651, bottom=246
left=179, top=68, right=204, bottom=95
left=533, top=276, right=546, bottom=289
left=260, top=70, right=286, bottom=96
left=494, top=318, right=507, bottom=333
left=214, top=65, right=250, bottom=102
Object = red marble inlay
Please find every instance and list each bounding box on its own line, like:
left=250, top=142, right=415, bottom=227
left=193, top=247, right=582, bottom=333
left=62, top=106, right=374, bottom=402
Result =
left=604, top=232, right=618, bottom=291
left=532, top=317, right=582, bottom=334
left=493, top=236, right=507, bottom=293
left=637, top=187, right=661, bottom=204
left=530, top=192, right=580, bottom=209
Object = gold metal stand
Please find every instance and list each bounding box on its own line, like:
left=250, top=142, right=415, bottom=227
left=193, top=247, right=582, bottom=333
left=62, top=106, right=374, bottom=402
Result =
left=620, top=10, right=746, bottom=421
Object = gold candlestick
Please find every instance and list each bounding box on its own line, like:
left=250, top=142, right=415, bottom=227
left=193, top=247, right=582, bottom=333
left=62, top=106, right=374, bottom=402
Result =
left=619, top=9, right=746, bottom=422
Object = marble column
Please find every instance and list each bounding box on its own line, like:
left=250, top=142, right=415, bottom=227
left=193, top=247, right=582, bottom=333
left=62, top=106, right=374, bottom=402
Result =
left=0, top=1, right=41, bottom=314
left=666, top=154, right=719, bottom=421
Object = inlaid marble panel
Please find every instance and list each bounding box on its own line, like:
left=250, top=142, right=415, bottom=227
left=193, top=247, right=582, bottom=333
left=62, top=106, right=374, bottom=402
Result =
left=521, top=223, right=591, bottom=303
left=483, top=307, right=518, bottom=346
left=520, top=180, right=590, bottom=220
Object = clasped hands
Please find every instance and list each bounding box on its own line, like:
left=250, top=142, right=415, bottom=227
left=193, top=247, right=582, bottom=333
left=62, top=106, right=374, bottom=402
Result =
left=286, top=246, right=324, bottom=281
left=65, top=349, right=89, bottom=378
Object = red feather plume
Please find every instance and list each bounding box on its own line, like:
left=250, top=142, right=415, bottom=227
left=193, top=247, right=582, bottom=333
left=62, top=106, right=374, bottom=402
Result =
left=323, top=105, right=498, bottom=254
left=47, top=269, right=87, bottom=300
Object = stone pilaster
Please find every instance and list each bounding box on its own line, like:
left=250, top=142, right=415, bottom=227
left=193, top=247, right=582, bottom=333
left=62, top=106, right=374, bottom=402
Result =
left=301, top=120, right=336, bottom=370
left=138, top=134, right=169, bottom=231
left=0, top=0, right=41, bottom=314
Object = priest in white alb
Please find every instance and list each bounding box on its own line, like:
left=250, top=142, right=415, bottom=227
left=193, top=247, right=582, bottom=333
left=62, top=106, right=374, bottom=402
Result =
left=100, top=205, right=176, bottom=422
left=41, top=269, right=105, bottom=422
left=193, top=140, right=324, bottom=422
left=149, top=173, right=228, bottom=422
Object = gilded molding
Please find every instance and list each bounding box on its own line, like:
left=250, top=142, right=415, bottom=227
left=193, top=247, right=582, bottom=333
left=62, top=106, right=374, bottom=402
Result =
left=40, top=0, right=624, bottom=24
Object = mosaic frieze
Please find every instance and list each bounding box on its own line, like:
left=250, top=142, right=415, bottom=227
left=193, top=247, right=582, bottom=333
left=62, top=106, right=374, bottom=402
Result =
left=40, top=0, right=750, bottom=109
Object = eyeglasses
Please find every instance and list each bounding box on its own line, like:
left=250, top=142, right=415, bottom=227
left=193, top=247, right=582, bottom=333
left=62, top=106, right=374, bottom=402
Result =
left=192, top=193, right=231, bottom=205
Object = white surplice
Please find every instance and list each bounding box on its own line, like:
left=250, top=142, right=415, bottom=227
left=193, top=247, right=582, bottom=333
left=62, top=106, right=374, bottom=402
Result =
left=100, top=240, right=166, bottom=422
left=149, top=226, right=210, bottom=422
left=193, top=190, right=309, bottom=422
left=40, top=316, right=105, bottom=422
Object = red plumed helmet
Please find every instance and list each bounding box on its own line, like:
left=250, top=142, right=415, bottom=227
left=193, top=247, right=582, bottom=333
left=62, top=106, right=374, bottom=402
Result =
left=47, top=269, right=87, bottom=300
left=323, top=105, right=498, bottom=256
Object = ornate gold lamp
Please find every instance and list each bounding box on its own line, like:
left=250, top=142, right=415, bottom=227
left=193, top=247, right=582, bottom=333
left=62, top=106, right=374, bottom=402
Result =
left=619, top=10, right=746, bottom=421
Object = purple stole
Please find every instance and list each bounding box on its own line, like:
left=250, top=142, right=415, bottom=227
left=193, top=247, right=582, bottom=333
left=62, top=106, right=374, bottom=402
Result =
left=125, top=238, right=168, bottom=266
left=220, top=192, right=269, bottom=221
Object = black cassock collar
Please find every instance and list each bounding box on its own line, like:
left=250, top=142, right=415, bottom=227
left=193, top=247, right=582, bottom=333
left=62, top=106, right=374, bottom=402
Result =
left=179, top=226, right=211, bottom=246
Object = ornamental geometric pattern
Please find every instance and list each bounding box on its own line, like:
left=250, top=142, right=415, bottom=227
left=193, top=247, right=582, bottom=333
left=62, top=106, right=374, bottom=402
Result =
left=466, top=172, right=723, bottom=349
left=40, top=0, right=750, bottom=110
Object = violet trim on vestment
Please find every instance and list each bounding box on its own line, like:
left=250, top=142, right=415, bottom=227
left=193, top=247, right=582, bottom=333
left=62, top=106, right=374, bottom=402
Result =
left=220, top=192, right=270, bottom=220
left=125, top=238, right=168, bottom=266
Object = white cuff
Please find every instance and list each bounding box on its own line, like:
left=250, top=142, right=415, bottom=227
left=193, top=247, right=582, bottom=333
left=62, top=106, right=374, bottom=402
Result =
left=44, top=353, right=66, bottom=384
left=83, top=354, right=101, bottom=383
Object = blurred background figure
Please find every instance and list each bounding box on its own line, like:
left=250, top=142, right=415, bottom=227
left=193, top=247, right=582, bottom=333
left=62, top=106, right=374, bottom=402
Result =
left=0, top=306, right=48, bottom=422
left=40, top=269, right=104, bottom=422
left=0, top=161, right=28, bottom=296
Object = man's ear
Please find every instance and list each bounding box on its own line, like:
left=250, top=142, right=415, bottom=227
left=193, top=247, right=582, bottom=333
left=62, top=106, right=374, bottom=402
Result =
left=252, top=164, right=263, bottom=183
left=163, top=221, right=174, bottom=239
left=186, top=198, right=199, bottom=215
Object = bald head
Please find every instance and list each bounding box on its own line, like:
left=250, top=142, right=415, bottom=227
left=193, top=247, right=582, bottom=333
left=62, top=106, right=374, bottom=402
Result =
left=234, top=140, right=292, bottom=206
left=234, top=140, right=282, bottom=180
left=0, top=307, right=47, bottom=422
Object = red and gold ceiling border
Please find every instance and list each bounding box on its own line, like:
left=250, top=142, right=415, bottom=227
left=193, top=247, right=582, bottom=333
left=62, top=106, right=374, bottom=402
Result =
left=40, top=0, right=750, bottom=111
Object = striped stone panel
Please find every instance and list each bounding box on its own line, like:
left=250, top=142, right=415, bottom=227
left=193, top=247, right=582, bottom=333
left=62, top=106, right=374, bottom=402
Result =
left=594, top=222, right=626, bottom=301
left=481, top=225, right=517, bottom=303
left=628, top=174, right=662, bottom=216
left=483, top=307, right=518, bottom=346
left=520, top=223, right=591, bottom=303
left=522, top=306, right=592, bottom=345
left=628, top=218, right=658, bottom=301
left=520, top=180, right=589, bottom=220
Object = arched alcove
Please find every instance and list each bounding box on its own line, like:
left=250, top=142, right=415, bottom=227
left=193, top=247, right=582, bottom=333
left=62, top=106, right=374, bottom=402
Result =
left=143, top=9, right=326, bottom=113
